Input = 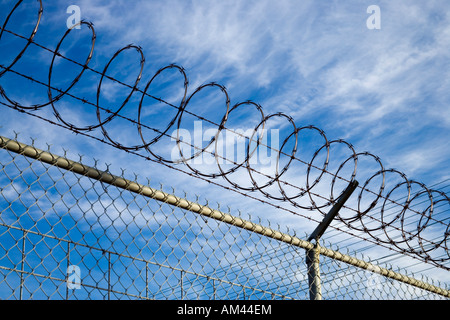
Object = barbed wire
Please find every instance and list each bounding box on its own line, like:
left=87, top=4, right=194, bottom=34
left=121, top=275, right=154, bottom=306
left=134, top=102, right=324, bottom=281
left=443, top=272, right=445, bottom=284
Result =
left=2, top=62, right=448, bottom=270
left=0, top=0, right=449, bottom=269
left=4, top=102, right=446, bottom=273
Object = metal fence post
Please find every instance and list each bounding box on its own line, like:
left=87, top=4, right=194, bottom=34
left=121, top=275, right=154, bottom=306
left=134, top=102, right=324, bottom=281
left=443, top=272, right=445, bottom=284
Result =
left=180, top=270, right=183, bottom=300
left=306, top=243, right=321, bottom=300
left=66, top=241, right=70, bottom=300
left=19, top=231, right=27, bottom=300
left=108, top=252, right=112, bottom=300
left=306, top=180, right=359, bottom=300
left=145, top=262, right=149, bottom=300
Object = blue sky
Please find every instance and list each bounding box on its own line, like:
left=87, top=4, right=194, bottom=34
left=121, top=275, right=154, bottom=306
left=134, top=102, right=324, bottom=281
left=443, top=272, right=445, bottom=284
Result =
left=1, top=0, right=450, bottom=283
left=1, top=1, right=449, bottom=179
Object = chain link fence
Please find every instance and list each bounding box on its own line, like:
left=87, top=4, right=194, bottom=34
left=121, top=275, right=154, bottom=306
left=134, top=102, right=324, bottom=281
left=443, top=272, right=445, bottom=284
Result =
left=0, top=135, right=448, bottom=300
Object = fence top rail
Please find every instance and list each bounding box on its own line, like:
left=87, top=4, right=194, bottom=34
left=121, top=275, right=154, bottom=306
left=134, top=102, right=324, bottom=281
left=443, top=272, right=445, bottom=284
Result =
left=0, top=134, right=448, bottom=298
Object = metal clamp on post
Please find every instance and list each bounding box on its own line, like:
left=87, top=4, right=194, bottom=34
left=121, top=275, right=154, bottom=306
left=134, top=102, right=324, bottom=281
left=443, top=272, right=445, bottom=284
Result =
left=306, top=180, right=359, bottom=300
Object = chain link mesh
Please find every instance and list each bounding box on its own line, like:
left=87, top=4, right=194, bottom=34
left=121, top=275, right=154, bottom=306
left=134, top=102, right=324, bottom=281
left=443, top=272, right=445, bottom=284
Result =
left=0, top=136, right=448, bottom=300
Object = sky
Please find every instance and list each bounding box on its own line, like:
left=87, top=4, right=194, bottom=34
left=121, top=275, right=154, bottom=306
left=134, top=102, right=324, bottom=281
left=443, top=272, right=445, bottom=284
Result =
left=0, top=0, right=450, bottom=287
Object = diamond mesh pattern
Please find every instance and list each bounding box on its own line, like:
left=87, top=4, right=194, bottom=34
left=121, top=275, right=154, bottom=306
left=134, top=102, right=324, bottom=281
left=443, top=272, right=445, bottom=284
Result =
left=0, top=137, right=447, bottom=300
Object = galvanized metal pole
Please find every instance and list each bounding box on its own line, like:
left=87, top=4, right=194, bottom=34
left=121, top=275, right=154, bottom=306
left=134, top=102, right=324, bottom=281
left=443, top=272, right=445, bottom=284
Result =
left=66, top=241, right=70, bottom=300
left=306, top=243, right=322, bottom=300
left=180, top=270, right=183, bottom=300
left=307, top=181, right=359, bottom=243
left=146, top=262, right=149, bottom=300
left=19, top=231, right=27, bottom=300
left=107, top=251, right=111, bottom=300
left=306, top=180, right=359, bottom=300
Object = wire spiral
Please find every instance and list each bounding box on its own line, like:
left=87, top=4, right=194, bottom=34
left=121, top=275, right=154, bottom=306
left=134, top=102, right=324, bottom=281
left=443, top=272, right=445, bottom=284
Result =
left=0, top=0, right=449, bottom=268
